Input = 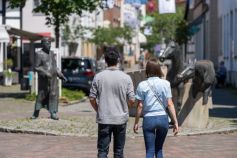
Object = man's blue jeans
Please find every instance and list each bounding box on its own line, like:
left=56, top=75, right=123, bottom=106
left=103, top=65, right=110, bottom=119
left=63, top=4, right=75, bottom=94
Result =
left=97, top=123, right=127, bottom=158
left=143, top=115, right=169, bottom=158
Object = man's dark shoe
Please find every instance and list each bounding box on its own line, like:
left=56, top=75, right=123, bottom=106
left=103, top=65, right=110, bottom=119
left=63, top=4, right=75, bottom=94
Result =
left=50, top=113, right=59, bottom=120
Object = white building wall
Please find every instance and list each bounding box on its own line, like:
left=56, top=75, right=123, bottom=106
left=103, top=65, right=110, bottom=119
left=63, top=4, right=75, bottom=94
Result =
left=218, top=0, right=237, bottom=87
left=22, top=0, right=103, bottom=57
left=0, top=1, right=21, bottom=72
left=79, top=9, right=103, bottom=58
left=22, top=0, right=54, bottom=41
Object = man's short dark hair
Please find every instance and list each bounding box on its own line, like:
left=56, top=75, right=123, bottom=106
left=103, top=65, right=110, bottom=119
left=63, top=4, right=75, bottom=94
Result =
left=104, top=47, right=120, bottom=66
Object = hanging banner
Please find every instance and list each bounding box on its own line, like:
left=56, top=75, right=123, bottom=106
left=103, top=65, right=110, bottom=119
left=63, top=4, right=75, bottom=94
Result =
left=158, top=0, right=176, bottom=14
left=125, top=0, right=147, bottom=5
left=146, top=0, right=157, bottom=13
left=143, top=15, right=155, bottom=24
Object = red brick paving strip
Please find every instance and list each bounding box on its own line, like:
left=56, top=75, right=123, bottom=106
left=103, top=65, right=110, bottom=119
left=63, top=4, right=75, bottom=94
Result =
left=0, top=132, right=237, bottom=158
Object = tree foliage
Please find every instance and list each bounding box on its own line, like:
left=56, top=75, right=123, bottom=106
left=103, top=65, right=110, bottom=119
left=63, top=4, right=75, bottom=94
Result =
left=144, top=7, right=188, bottom=52
left=8, top=0, right=101, bottom=48
left=61, top=17, right=87, bottom=43
left=90, top=25, right=134, bottom=47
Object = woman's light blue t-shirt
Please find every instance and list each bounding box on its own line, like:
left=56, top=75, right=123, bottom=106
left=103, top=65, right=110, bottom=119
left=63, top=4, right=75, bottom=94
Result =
left=135, top=77, right=172, bottom=117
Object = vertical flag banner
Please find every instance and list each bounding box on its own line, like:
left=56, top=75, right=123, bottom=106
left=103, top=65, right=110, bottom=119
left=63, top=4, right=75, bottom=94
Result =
left=146, top=0, right=157, bottom=13
left=158, top=0, right=176, bottom=14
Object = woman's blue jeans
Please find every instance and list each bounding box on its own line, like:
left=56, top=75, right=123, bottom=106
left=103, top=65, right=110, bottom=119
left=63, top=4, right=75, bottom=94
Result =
left=143, top=115, right=169, bottom=158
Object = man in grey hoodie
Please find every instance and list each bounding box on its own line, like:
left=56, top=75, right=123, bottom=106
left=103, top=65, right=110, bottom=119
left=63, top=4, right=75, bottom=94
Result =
left=89, top=47, right=135, bottom=158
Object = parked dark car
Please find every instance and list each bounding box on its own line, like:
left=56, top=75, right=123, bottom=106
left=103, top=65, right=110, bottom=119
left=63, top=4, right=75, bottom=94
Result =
left=61, top=57, right=96, bottom=94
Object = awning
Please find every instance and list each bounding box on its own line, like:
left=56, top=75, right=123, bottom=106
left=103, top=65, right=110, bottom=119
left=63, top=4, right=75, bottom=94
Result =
left=5, top=25, right=44, bottom=41
left=0, top=25, right=10, bottom=43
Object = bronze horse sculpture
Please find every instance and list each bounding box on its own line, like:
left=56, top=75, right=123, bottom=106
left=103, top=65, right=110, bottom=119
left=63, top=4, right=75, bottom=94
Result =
left=159, top=41, right=216, bottom=106
left=176, top=60, right=216, bottom=105
left=158, top=41, right=185, bottom=112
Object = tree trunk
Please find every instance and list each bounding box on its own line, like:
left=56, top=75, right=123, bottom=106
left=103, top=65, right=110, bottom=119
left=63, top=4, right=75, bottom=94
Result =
left=54, top=19, right=60, bottom=48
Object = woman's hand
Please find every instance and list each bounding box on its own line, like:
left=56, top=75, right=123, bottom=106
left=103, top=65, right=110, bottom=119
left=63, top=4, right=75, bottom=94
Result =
left=173, top=123, right=179, bottom=136
left=134, top=101, right=143, bottom=134
left=133, top=123, right=139, bottom=134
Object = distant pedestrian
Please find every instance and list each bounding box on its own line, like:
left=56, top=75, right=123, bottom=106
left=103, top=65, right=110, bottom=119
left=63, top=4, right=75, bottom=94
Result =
left=139, top=52, right=145, bottom=69
left=89, top=47, right=135, bottom=158
left=133, top=59, right=179, bottom=158
left=216, top=61, right=227, bottom=88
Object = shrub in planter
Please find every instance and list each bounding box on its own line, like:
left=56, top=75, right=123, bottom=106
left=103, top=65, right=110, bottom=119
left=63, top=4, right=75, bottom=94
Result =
left=3, top=69, right=15, bottom=86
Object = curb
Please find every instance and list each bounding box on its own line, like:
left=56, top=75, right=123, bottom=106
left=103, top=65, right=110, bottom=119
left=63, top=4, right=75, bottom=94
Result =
left=0, top=127, right=57, bottom=136
left=60, top=97, right=88, bottom=106
left=167, top=127, right=237, bottom=137
left=1, top=126, right=237, bottom=138
left=0, top=126, right=95, bottom=137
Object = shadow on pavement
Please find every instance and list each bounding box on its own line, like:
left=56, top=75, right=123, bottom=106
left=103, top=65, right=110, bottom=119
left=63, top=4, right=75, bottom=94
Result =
left=210, top=87, right=237, bottom=119
left=212, top=88, right=237, bottom=106
left=230, top=120, right=237, bottom=126
left=210, top=107, right=237, bottom=118
left=0, top=92, right=28, bottom=98
left=0, top=84, right=29, bottom=99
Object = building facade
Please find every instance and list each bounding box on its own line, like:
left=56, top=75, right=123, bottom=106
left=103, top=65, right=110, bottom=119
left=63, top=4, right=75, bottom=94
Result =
left=217, top=0, right=237, bottom=87
left=186, top=0, right=237, bottom=87
left=0, top=0, right=21, bottom=73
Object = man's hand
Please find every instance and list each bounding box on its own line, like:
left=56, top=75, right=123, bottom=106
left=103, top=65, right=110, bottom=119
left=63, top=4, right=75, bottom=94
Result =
left=89, top=97, right=98, bottom=112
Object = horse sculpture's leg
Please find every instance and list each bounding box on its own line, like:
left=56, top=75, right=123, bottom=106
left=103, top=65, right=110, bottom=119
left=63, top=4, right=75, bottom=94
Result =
left=176, top=82, right=184, bottom=113
left=202, top=84, right=212, bottom=105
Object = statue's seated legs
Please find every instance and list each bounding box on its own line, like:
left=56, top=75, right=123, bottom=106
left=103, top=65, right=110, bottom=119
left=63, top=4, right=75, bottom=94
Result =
left=50, top=112, right=59, bottom=120
left=30, top=110, right=40, bottom=119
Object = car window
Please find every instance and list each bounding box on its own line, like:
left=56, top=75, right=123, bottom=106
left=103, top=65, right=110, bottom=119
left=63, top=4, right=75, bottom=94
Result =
left=62, top=59, right=92, bottom=72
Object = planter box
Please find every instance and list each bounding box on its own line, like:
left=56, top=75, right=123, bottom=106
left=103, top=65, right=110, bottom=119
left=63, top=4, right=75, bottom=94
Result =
left=4, top=76, right=13, bottom=86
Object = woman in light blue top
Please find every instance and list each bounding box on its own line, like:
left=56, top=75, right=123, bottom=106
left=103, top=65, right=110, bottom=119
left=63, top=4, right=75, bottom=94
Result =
left=133, top=59, right=179, bottom=158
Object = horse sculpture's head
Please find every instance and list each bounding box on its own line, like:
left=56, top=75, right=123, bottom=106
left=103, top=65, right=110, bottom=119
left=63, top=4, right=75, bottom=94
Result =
left=176, top=64, right=195, bottom=82
left=159, top=41, right=176, bottom=62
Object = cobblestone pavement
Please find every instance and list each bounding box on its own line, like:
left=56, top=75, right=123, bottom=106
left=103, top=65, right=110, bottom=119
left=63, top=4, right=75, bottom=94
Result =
left=0, top=132, right=236, bottom=158
left=0, top=87, right=237, bottom=137
left=0, top=83, right=237, bottom=157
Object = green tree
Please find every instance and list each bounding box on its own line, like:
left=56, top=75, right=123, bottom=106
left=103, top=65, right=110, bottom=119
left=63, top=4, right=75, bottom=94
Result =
left=90, top=25, right=134, bottom=48
left=144, top=7, right=188, bottom=52
left=90, top=25, right=134, bottom=60
left=61, top=17, right=86, bottom=43
left=8, top=0, right=101, bottom=48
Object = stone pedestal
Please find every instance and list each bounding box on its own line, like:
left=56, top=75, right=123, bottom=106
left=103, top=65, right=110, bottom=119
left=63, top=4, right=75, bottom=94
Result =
left=173, top=81, right=213, bottom=128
